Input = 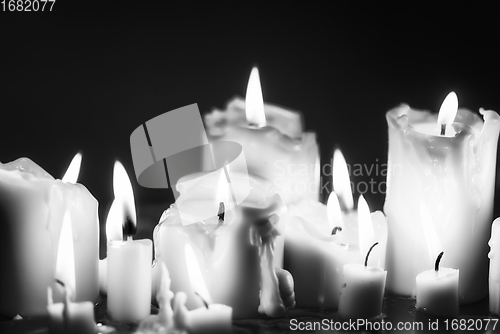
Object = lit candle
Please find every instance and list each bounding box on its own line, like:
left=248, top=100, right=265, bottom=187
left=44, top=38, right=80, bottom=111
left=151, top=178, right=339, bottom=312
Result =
left=0, top=155, right=99, bottom=317
left=107, top=161, right=152, bottom=323
left=338, top=242, right=387, bottom=320
left=203, top=67, right=320, bottom=204
left=283, top=149, right=387, bottom=309
left=415, top=252, right=459, bottom=317
left=489, top=217, right=500, bottom=315
left=47, top=211, right=96, bottom=334
left=153, top=169, right=292, bottom=318
left=385, top=92, right=500, bottom=304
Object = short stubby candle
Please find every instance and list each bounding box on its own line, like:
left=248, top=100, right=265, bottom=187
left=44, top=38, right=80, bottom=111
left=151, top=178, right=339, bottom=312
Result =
left=384, top=95, right=500, bottom=304
left=203, top=68, right=320, bottom=204
left=338, top=243, right=387, bottom=320
left=415, top=252, right=459, bottom=317
left=153, top=170, right=294, bottom=318
left=0, top=157, right=99, bottom=318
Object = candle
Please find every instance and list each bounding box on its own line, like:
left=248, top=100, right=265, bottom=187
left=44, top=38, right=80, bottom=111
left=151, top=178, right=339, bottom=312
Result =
left=107, top=161, right=152, bottom=323
left=283, top=193, right=386, bottom=309
left=489, top=217, right=500, bottom=315
left=0, top=155, right=99, bottom=318
left=338, top=243, right=387, bottom=320
left=385, top=92, right=500, bottom=304
left=47, top=212, right=96, bottom=334
left=153, top=169, right=293, bottom=318
left=415, top=252, right=459, bottom=317
left=203, top=67, right=320, bottom=204
left=283, top=148, right=387, bottom=309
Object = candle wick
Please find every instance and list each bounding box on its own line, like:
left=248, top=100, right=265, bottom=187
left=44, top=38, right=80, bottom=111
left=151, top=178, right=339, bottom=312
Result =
left=440, top=124, right=446, bottom=136
left=55, top=279, right=65, bottom=288
left=195, top=292, right=209, bottom=309
left=435, top=251, right=444, bottom=272
left=331, top=226, right=343, bottom=235
left=364, top=242, right=379, bottom=267
left=122, top=215, right=137, bottom=239
left=217, top=202, right=225, bottom=226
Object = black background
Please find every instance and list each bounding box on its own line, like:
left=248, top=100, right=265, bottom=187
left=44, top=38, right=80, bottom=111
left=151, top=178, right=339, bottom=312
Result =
left=1, top=3, right=499, bottom=234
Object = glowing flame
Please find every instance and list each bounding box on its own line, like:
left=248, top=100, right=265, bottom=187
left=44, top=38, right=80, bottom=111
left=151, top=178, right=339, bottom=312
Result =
left=105, top=199, right=122, bottom=242
left=437, top=91, right=458, bottom=130
left=106, top=161, right=137, bottom=241
left=245, top=66, right=266, bottom=127
left=332, top=148, right=353, bottom=210
left=357, top=195, right=375, bottom=259
left=185, top=244, right=212, bottom=304
left=419, top=201, right=443, bottom=263
left=55, top=211, right=76, bottom=296
left=62, top=153, right=82, bottom=184
left=216, top=170, right=229, bottom=208
left=326, top=192, right=343, bottom=230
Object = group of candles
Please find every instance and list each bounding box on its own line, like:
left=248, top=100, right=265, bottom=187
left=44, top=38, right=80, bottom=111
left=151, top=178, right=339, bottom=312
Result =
left=1, top=66, right=500, bottom=333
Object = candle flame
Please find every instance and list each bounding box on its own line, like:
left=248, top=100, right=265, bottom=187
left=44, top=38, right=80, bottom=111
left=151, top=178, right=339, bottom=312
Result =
left=332, top=148, right=353, bottom=211
left=112, top=161, right=137, bottom=237
left=105, top=199, right=122, bottom=242
left=61, top=153, right=82, bottom=184
left=185, top=244, right=212, bottom=304
left=419, top=201, right=443, bottom=263
left=326, top=192, right=343, bottom=230
left=437, top=91, right=458, bottom=129
left=357, top=195, right=375, bottom=260
left=215, top=170, right=230, bottom=210
left=245, top=66, right=266, bottom=127
left=55, top=211, right=76, bottom=296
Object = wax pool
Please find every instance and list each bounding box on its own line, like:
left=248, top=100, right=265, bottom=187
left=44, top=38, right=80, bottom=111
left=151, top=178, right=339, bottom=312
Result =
left=385, top=105, right=500, bottom=304
left=0, top=158, right=99, bottom=318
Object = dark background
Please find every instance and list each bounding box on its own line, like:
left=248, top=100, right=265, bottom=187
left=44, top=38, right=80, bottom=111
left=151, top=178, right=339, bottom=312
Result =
left=1, top=3, right=499, bottom=243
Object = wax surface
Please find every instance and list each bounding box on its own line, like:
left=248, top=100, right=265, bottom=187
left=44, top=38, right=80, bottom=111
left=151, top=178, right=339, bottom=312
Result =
left=338, top=264, right=387, bottom=320
left=489, top=218, right=500, bottom=315
left=108, top=239, right=152, bottom=323
left=415, top=268, right=459, bottom=317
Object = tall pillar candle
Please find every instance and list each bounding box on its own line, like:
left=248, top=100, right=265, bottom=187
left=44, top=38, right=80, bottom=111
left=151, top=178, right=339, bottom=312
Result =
left=0, top=156, right=99, bottom=318
left=203, top=67, right=320, bottom=204
left=384, top=94, right=500, bottom=304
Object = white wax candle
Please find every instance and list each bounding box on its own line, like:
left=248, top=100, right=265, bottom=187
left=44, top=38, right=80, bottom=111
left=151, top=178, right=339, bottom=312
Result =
left=415, top=267, right=459, bottom=317
left=385, top=101, right=500, bottom=304
left=47, top=287, right=96, bottom=334
left=203, top=69, right=320, bottom=205
left=338, top=263, right=387, bottom=320
left=107, top=238, right=152, bottom=323
left=188, top=304, right=233, bottom=334
left=283, top=197, right=387, bottom=309
left=154, top=171, right=290, bottom=318
left=489, top=217, right=500, bottom=315
left=0, top=157, right=99, bottom=318
left=106, top=161, right=153, bottom=323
